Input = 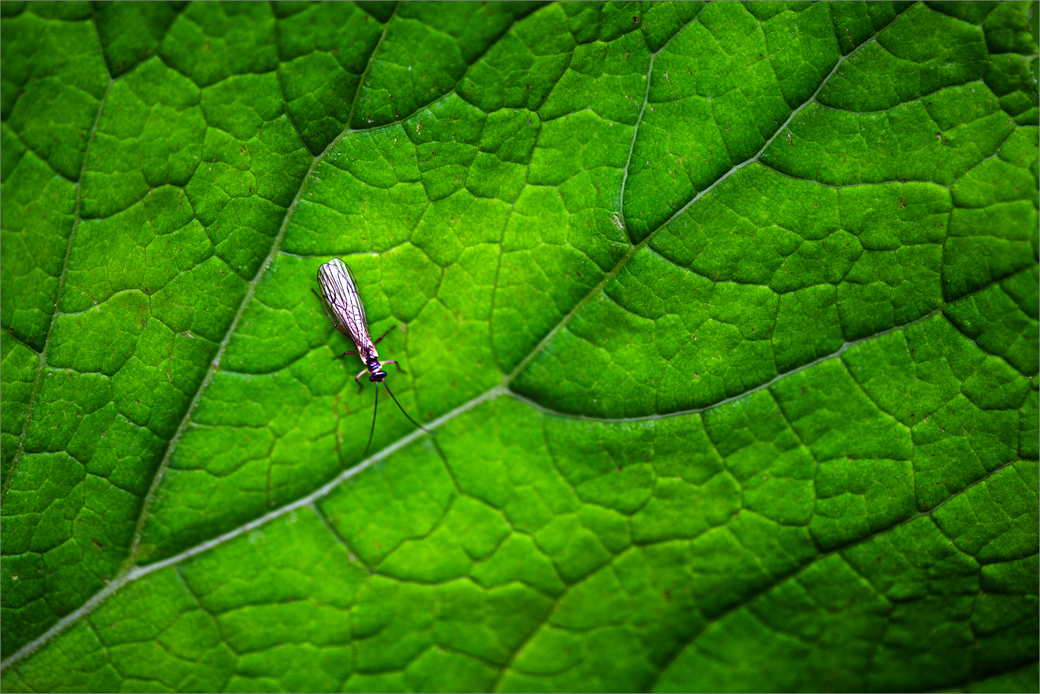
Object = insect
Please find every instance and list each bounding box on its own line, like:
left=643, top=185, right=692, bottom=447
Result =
left=313, top=258, right=432, bottom=455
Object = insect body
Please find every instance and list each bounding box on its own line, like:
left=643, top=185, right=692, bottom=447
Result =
left=313, top=258, right=431, bottom=454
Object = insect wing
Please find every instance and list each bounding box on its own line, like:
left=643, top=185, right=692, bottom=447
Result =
left=317, top=258, right=373, bottom=349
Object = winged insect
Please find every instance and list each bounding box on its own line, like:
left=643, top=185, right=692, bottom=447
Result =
left=313, top=258, right=432, bottom=454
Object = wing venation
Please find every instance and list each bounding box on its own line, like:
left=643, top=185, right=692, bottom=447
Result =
left=317, top=258, right=374, bottom=352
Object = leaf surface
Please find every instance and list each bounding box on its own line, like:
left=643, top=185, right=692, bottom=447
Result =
left=1, top=2, right=1038, bottom=691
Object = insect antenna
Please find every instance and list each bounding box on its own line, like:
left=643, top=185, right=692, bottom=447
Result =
left=381, top=381, right=434, bottom=436
left=363, top=383, right=379, bottom=456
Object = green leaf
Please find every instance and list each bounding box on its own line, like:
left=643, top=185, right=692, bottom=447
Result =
left=2, top=2, right=1037, bottom=691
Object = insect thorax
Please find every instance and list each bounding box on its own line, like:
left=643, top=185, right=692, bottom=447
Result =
left=358, top=344, right=378, bottom=362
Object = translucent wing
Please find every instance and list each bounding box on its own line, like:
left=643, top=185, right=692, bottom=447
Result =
left=316, top=258, right=375, bottom=353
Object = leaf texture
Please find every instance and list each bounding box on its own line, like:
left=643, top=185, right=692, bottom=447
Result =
left=1, top=2, right=1037, bottom=691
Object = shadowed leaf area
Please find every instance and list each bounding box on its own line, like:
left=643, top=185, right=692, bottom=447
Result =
left=1, top=1, right=1038, bottom=691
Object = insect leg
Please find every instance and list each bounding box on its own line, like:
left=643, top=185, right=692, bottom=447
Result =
left=333, top=350, right=357, bottom=360
left=355, top=367, right=368, bottom=393
left=381, top=360, right=407, bottom=375
left=363, top=383, right=379, bottom=456
left=372, top=325, right=397, bottom=346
